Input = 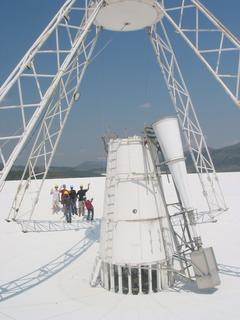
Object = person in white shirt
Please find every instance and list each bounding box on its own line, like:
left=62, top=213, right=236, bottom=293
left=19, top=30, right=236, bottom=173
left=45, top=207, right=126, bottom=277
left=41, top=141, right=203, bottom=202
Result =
left=50, top=185, right=61, bottom=214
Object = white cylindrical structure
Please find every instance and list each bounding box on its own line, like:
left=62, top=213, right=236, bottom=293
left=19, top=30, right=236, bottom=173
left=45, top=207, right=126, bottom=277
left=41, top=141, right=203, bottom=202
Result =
left=152, top=117, right=200, bottom=243
left=152, top=117, right=193, bottom=211
left=99, top=136, right=173, bottom=294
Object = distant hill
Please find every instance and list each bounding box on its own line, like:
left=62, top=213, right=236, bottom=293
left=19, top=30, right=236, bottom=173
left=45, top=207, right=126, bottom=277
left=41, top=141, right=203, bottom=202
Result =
left=185, top=142, right=240, bottom=173
left=74, top=160, right=106, bottom=172
left=209, top=142, right=240, bottom=172
left=3, top=142, right=240, bottom=180
left=5, top=163, right=106, bottom=181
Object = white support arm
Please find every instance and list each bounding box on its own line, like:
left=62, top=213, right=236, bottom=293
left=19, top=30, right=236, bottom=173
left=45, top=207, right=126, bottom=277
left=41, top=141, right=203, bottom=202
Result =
left=156, top=0, right=240, bottom=108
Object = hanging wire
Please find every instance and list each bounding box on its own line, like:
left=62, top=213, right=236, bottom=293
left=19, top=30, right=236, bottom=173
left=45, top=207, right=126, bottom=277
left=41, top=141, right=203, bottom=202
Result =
left=90, top=23, right=130, bottom=63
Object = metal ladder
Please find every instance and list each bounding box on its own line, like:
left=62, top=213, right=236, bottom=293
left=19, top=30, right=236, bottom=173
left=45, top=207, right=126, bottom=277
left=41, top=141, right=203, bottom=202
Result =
left=90, top=141, right=119, bottom=287
left=104, top=143, right=118, bottom=262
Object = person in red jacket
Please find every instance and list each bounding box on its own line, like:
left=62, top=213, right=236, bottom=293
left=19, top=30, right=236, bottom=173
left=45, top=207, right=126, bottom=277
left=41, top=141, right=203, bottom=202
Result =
left=84, top=198, right=94, bottom=221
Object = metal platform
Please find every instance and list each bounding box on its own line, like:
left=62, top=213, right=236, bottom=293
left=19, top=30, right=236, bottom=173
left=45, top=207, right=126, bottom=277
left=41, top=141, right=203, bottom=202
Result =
left=94, top=0, right=163, bottom=31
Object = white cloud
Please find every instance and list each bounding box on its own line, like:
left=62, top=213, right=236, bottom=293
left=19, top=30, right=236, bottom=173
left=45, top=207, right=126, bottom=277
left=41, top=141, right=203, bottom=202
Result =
left=138, top=102, right=152, bottom=110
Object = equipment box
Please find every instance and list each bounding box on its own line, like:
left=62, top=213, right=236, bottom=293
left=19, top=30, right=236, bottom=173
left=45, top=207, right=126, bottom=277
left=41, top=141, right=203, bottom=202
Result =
left=191, top=247, right=221, bottom=289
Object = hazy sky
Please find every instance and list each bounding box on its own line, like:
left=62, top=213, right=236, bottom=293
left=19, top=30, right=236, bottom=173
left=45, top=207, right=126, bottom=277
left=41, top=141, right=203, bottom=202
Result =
left=0, top=0, right=239, bottom=166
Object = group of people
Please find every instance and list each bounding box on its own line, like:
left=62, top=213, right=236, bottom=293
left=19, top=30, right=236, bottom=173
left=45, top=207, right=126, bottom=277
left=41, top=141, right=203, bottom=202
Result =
left=50, top=183, right=94, bottom=223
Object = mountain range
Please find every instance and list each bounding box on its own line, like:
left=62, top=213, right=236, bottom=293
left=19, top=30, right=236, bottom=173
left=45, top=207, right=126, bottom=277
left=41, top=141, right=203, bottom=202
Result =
left=4, top=142, right=240, bottom=180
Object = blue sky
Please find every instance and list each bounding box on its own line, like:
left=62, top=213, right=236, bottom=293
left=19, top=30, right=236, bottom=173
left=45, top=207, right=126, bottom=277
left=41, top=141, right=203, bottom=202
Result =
left=0, top=0, right=239, bottom=166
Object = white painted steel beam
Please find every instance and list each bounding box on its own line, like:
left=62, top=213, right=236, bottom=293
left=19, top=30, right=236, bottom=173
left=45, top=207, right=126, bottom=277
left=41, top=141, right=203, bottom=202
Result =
left=5, top=1, right=103, bottom=221
left=156, top=0, right=240, bottom=108
left=149, top=20, right=227, bottom=222
left=0, top=0, right=104, bottom=191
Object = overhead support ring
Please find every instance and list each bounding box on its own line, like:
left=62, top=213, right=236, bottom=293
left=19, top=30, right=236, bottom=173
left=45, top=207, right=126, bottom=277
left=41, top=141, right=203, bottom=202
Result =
left=93, top=0, right=163, bottom=31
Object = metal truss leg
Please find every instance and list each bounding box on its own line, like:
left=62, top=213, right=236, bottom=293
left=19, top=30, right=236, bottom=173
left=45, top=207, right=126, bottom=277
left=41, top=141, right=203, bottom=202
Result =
left=7, top=24, right=102, bottom=223
left=149, top=21, right=227, bottom=221
left=0, top=0, right=104, bottom=190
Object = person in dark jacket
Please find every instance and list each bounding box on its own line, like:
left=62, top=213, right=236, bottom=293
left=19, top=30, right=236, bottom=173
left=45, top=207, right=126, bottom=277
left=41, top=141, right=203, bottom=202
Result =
left=69, top=185, right=77, bottom=215
left=76, top=184, right=90, bottom=216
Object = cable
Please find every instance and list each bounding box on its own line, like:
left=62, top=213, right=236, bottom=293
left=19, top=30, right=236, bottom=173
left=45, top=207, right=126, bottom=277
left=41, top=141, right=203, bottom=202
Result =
left=90, top=23, right=129, bottom=63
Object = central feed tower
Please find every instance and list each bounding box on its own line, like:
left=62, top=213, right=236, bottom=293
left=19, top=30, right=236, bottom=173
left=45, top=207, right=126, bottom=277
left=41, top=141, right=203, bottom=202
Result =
left=94, top=117, right=220, bottom=294
left=99, top=136, right=174, bottom=294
